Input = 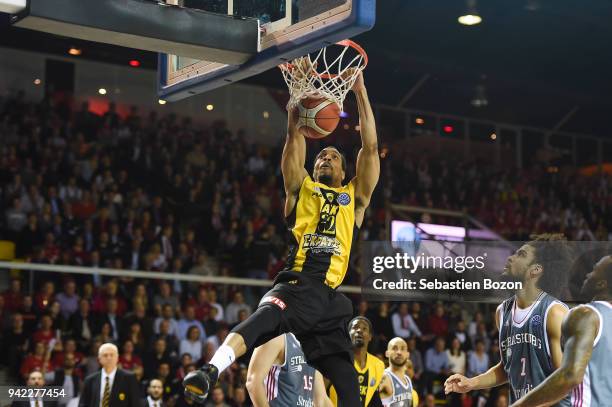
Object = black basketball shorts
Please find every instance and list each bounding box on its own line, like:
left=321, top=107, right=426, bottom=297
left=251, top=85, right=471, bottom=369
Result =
left=258, top=270, right=354, bottom=363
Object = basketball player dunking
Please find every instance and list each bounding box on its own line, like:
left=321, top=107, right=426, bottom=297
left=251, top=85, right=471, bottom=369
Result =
left=183, top=72, right=380, bottom=407
left=379, top=337, right=417, bottom=407
left=511, top=255, right=612, bottom=407
left=445, top=234, right=573, bottom=407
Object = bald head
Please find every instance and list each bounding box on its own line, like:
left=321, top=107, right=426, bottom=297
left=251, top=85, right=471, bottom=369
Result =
left=386, top=337, right=409, bottom=368
left=98, top=343, right=119, bottom=372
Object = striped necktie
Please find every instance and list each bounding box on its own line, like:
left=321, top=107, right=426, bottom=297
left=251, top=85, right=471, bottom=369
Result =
left=102, top=376, right=110, bottom=407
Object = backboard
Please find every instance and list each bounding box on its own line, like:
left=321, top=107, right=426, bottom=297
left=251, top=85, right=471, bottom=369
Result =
left=158, top=0, right=375, bottom=101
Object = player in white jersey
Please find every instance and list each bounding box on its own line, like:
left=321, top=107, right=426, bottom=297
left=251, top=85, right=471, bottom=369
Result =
left=511, top=255, right=612, bottom=407
left=379, top=338, right=416, bottom=407
left=246, top=333, right=333, bottom=407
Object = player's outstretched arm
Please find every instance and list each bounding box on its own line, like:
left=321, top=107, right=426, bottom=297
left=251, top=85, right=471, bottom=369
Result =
left=444, top=362, right=508, bottom=394
left=281, top=106, right=308, bottom=217
left=246, top=335, right=285, bottom=407
left=510, top=306, right=600, bottom=407
left=446, top=304, right=508, bottom=394
left=313, top=370, right=334, bottom=407
left=351, top=72, right=380, bottom=227
left=546, top=303, right=569, bottom=369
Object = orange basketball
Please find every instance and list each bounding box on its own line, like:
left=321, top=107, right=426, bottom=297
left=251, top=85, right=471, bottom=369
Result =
left=297, top=97, right=341, bottom=139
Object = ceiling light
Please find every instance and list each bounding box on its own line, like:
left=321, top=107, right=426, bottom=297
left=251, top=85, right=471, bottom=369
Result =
left=68, top=48, right=82, bottom=56
left=459, top=0, right=482, bottom=26
left=98, top=88, right=107, bottom=95
left=263, top=111, right=269, bottom=119
left=206, top=104, right=214, bottom=111
left=415, top=117, right=425, bottom=125
left=34, top=78, right=41, bottom=85
left=158, top=99, right=167, bottom=105
left=471, top=80, right=488, bottom=107
left=458, top=14, right=482, bottom=25
left=490, top=133, right=497, bottom=140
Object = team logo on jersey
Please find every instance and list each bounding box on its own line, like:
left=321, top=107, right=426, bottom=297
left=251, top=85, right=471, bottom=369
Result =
left=289, top=364, right=303, bottom=373
left=370, top=378, right=376, bottom=387
left=506, top=347, right=512, bottom=359
left=358, top=376, right=364, bottom=384
left=530, top=314, right=542, bottom=327
left=337, top=192, right=351, bottom=206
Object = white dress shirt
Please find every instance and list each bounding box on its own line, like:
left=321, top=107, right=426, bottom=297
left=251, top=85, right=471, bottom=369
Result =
left=147, top=396, right=162, bottom=407
left=100, top=368, right=117, bottom=407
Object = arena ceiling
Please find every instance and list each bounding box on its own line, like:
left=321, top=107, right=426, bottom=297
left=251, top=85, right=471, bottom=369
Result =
left=1, top=0, right=611, bottom=138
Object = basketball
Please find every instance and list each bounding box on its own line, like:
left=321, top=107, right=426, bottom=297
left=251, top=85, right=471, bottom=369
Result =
left=297, top=97, right=341, bottom=139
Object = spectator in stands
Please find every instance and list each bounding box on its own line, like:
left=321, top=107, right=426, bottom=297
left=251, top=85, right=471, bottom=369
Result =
left=155, top=361, right=174, bottom=401
left=467, top=311, right=483, bottom=339
left=5, top=197, right=28, bottom=233
left=225, top=292, right=251, bottom=325
left=391, top=302, right=422, bottom=339
left=175, top=354, right=194, bottom=383
left=471, top=321, right=491, bottom=351
left=208, top=289, right=225, bottom=322
left=369, top=302, right=394, bottom=353
left=152, top=318, right=179, bottom=354
left=426, top=303, right=449, bottom=339
left=35, top=281, right=55, bottom=313
left=154, top=304, right=179, bottom=337
left=153, top=282, right=181, bottom=315
left=177, top=304, right=206, bottom=341
left=407, top=337, right=423, bottom=388
left=56, top=280, right=80, bottom=319
left=3, top=279, right=23, bottom=312
left=144, top=338, right=173, bottom=380
left=205, top=322, right=229, bottom=354
left=69, top=299, right=94, bottom=350
left=5, top=313, right=29, bottom=378
left=446, top=337, right=466, bottom=375
left=122, top=301, right=154, bottom=343
left=100, top=297, right=122, bottom=342
left=119, top=340, right=143, bottom=371
left=449, top=319, right=470, bottom=350
left=205, top=386, right=231, bottom=407
left=467, top=339, right=489, bottom=378
left=43, top=352, right=81, bottom=406
left=179, top=326, right=204, bottom=362
left=12, top=370, right=56, bottom=407
left=423, top=337, right=450, bottom=393
left=20, top=341, right=51, bottom=380
left=33, top=314, right=56, bottom=345
left=144, top=378, right=165, bottom=407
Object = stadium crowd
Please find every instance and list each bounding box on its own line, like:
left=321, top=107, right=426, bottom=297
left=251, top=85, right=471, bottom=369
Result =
left=0, top=91, right=609, bottom=407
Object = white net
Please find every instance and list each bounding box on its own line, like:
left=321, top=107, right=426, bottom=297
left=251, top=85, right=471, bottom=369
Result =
left=279, top=40, right=368, bottom=111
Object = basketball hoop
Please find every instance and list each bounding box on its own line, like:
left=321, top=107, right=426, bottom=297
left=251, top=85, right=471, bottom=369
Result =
left=279, top=40, right=368, bottom=111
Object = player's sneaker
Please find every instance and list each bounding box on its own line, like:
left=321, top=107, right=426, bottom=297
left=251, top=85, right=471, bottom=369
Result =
left=183, top=364, right=219, bottom=403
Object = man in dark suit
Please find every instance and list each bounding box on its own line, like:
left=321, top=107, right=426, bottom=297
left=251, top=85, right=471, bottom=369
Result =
left=141, top=379, right=165, bottom=407
left=69, top=299, right=95, bottom=350
left=79, top=343, right=141, bottom=407
left=11, top=370, right=58, bottom=407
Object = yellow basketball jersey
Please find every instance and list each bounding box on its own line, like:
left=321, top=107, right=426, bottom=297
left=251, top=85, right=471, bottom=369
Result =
left=284, top=176, right=357, bottom=288
left=329, top=353, right=385, bottom=407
